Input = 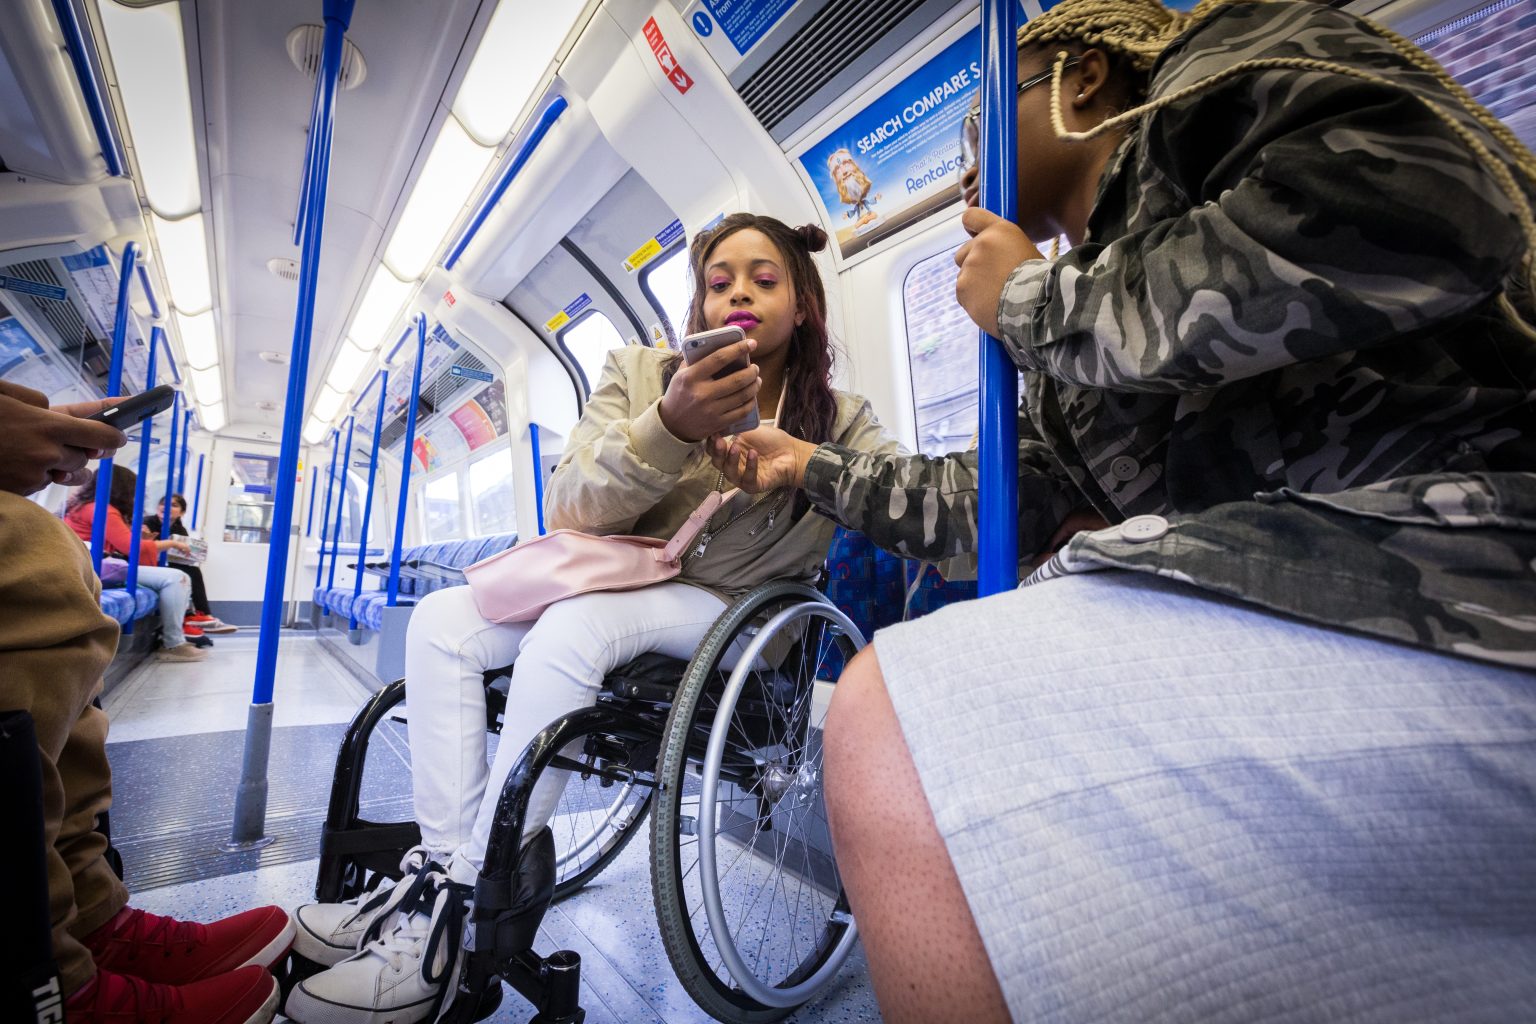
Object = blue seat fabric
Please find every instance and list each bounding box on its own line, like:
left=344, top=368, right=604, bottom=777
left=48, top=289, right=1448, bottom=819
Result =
left=316, top=532, right=517, bottom=627
left=98, top=586, right=159, bottom=627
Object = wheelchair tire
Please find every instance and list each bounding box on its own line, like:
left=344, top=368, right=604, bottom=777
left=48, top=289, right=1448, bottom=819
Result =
left=651, top=580, right=862, bottom=1023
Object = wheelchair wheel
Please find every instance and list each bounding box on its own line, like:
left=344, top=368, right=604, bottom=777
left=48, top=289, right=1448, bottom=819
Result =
left=651, top=580, right=863, bottom=1023
left=546, top=716, right=657, bottom=902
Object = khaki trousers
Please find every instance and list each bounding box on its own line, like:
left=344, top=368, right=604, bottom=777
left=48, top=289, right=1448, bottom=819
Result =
left=1, top=492, right=127, bottom=995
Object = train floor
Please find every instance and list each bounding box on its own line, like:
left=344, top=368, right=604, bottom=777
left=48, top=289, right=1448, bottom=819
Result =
left=102, top=630, right=883, bottom=1023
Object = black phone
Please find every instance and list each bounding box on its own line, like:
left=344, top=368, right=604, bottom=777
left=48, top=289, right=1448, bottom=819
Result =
left=681, top=325, right=759, bottom=434
left=89, top=384, right=178, bottom=429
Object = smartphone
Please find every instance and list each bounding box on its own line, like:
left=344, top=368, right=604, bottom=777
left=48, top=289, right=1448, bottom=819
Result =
left=89, top=384, right=178, bottom=429
left=681, top=325, right=759, bottom=434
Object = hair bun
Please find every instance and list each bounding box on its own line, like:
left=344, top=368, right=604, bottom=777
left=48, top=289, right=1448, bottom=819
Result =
left=795, top=223, right=829, bottom=254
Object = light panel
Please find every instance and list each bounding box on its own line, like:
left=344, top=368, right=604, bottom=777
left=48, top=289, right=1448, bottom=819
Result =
left=175, top=310, right=218, bottom=370
left=383, top=117, right=494, bottom=280
left=453, top=4, right=584, bottom=145
left=98, top=2, right=201, bottom=217
left=326, top=338, right=373, bottom=393
left=349, top=267, right=414, bottom=351
left=152, top=212, right=212, bottom=313
left=314, top=384, right=346, bottom=423
left=189, top=364, right=223, bottom=406
left=303, top=417, right=330, bottom=445
left=199, top=401, right=226, bottom=432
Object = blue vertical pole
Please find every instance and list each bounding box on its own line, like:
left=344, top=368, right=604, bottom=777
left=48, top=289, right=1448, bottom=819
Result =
left=177, top=408, right=191, bottom=495
left=305, top=466, right=318, bottom=536
left=977, top=0, right=1019, bottom=596
left=158, top=390, right=180, bottom=566
left=530, top=422, right=546, bottom=537
left=191, top=454, right=205, bottom=530
left=124, top=326, right=161, bottom=634
left=230, top=0, right=357, bottom=848
left=327, top=415, right=355, bottom=591
left=387, top=316, right=427, bottom=605
left=349, top=371, right=388, bottom=629
left=315, top=427, right=341, bottom=588
left=89, top=243, right=139, bottom=576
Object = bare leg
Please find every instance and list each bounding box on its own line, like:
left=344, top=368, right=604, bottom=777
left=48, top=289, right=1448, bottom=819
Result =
left=824, top=646, right=1011, bottom=1024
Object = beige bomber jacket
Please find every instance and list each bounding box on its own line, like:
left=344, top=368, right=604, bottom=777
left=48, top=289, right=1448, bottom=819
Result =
left=544, top=344, right=904, bottom=600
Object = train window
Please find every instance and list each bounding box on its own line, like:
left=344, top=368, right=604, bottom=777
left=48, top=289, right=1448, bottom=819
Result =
left=468, top=446, right=516, bottom=536
left=640, top=245, right=691, bottom=345
left=224, top=452, right=277, bottom=544
left=557, top=310, right=625, bottom=394
left=902, top=245, right=980, bottom=455
left=423, top=472, right=463, bottom=541
left=1419, top=0, right=1536, bottom=147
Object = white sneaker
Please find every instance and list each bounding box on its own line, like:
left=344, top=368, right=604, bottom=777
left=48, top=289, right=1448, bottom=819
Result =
left=293, top=848, right=431, bottom=966
left=286, top=857, right=472, bottom=1024
left=157, top=643, right=208, bottom=662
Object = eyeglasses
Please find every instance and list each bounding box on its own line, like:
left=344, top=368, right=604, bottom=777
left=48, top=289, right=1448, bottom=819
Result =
left=958, top=58, right=1081, bottom=171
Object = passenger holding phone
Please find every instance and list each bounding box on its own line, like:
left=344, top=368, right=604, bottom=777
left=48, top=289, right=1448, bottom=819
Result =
left=286, top=214, right=905, bottom=1024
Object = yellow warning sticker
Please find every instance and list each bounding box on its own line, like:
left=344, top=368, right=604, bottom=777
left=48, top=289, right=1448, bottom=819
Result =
left=623, top=239, right=662, bottom=273
left=545, top=311, right=570, bottom=332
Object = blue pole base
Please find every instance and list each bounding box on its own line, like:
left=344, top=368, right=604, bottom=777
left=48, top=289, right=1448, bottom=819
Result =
left=227, top=702, right=276, bottom=847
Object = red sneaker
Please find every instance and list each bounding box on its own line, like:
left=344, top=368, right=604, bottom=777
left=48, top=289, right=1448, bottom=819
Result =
left=186, top=612, right=215, bottom=623
left=65, top=966, right=278, bottom=1024
left=183, top=623, right=204, bottom=637
left=83, top=906, right=295, bottom=985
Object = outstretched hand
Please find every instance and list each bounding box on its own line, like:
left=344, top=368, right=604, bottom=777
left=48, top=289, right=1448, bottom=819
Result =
left=0, top=380, right=127, bottom=496
left=954, top=207, right=1042, bottom=336
left=707, top=425, right=816, bottom=495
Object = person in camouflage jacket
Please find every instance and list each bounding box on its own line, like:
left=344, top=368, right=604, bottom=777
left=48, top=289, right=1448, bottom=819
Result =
left=723, top=0, right=1536, bottom=669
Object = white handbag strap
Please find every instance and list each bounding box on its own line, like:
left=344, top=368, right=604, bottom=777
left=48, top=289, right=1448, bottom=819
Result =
left=660, top=488, right=740, bottom=563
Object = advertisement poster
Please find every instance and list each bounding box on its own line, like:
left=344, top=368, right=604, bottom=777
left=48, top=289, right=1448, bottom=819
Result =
left=448, top=380, right=508, bottom=452
left=383, top=320, right=462, bottom=421
left=798, top=27, right=982, bottom=259
left=0, top=316, right=76, bottom=396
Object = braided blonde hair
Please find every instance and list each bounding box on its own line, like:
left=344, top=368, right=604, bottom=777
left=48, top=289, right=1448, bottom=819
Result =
left=1017, top=0, right=1536, bottom=338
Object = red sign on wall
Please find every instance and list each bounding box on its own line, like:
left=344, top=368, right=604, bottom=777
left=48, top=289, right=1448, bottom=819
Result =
left=643, top=17, right=693, bottom=94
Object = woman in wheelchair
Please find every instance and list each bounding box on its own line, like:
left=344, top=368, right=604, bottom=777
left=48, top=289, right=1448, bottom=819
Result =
left=285, top=213, right=902, bottom=1023
left=708, top=0, right=1536, bottom=1020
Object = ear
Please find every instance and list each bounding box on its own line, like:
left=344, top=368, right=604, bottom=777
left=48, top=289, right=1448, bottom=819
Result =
left=1071, top=47, right=1114, bottom=111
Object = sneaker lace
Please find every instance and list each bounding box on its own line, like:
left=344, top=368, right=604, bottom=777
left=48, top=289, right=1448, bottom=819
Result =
left=357, top=858, right=472, bottom=1016
left=336, top=845, right=432, bottom=934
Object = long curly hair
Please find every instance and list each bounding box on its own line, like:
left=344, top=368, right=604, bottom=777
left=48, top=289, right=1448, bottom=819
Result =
left=675, top=213, right=840, bottom=445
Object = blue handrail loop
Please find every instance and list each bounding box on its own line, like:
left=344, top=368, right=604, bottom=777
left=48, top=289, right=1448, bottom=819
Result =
left=230, top=0, right=358, bottom=848
left=444, top=95, right=570, bottom=270
left=315, top=427, right=341, bottom=589
left=348, top=370, right=388, bottom=630
left=48, top=0, right=126, bottom=177
left=386, top=315, right=428, bottom=605
left=977, top=0, right=1020, bottom=596
left=89, top=243, right=140, bottom=575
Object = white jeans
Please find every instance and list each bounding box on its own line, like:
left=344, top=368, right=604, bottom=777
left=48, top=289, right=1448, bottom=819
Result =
left=404, top=582, right=728, bottom=873
left=133, top=565, right=190, bottom=647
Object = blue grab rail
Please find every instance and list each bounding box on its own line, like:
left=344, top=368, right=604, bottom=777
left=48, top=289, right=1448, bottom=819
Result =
left=305, top=465, right=318, bottom=536
left=48, top=0, right=125, bottom=177
left=231, top=0, right=357, bottom=848
left=89, top=243, right=139, bottom=575
left=326, top=415, right=355, bottom=592
left=123, top=325, right=162, bottom=633
left=348, top=369, right=388, bottom=628
left=386, top=315, right=428, bottom=605
left=530, top=422, right=546, bottom=537
left=315, top=427, right=341, bottom=588
left=977, top=0, right=1020, bottom=596
left=444, top=95, right=569, bottom=270
left=158, top=390, right=180, bottom=567
left=135, top=265, right=162, bottom=320
left=177, top=408, right=191, bottom=495
left=191, top=453, right=204, bottom=529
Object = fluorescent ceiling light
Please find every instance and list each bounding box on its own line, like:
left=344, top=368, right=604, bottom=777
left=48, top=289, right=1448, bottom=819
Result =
left=152, top=212, right=212, bottom=313
left=383, top=117, right=494, bottom=280
left=349, top=267, right=414, bottom=351
left=314, top=384, right=346, bottom=423
left=189, top=364, right=223, bottom=406
left=98, top=2, right=201, bottom=218
left=175, top=310, right=218, bottom=370
left=303, top=417, right=330, bottom=445
left=327, top=338, right=373, bottom=393
left=199, top=401, right=226, bottom=433
left=453, top=3, right=584, bottom=145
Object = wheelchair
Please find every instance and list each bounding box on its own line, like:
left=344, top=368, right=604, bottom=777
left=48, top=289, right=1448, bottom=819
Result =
left=296, top=577, right=866, bottom=1024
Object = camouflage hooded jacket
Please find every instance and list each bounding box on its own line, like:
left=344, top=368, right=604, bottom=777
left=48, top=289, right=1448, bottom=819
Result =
left=803, top=0, right=1536, bottom=668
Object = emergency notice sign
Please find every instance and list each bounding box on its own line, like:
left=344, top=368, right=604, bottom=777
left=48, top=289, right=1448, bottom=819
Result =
left=643, top=18, right=693, bottom=94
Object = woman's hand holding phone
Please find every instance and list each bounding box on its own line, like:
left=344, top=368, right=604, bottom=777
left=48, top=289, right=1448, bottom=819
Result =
left=659, top=338, right=761, bottom=442
left=708, top=427, right=815, bottom=494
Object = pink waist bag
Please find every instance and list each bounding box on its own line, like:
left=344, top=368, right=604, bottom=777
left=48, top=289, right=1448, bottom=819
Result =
left=463, top=490, right=734, bottom=623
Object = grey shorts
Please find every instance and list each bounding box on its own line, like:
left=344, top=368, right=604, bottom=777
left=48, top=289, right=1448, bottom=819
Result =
left=873, top=570, right=1536, bottom=1023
